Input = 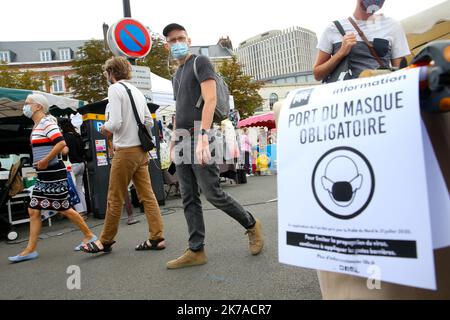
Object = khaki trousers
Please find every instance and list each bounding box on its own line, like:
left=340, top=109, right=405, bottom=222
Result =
left=100, top=147, right=164, bottom=245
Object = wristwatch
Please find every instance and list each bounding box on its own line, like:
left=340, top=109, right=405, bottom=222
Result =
left=200, top=129, right=208, bottom=136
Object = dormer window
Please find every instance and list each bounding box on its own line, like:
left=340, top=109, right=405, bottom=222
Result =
left=59, top=48, right=71, bottom=61
left=40, top=50, right=52, bottom=62
left=0, top=51, right=11, bottom=63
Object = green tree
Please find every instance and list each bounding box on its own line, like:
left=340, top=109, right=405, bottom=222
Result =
left=218, top=56, right=263, bottom=118
left=138, top=36, right=171, bottom=80
left=68, top=40, right=112, bottom=103
left=0, top=64, right=44, bottom=90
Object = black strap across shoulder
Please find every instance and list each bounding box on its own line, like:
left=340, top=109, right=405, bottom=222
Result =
left=118, top=82, right=143, bottom=127
left=333, top=20, right=346, bottom=37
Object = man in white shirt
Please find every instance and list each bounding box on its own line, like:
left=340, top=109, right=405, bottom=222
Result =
left=314, top=0, right=410, bottom=82
left=81, top=57, right=165, bottom=254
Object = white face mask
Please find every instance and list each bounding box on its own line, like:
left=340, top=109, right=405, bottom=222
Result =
left=23, top=104, right=34, bottom=118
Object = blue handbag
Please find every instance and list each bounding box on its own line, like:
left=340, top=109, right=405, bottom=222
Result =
left=66, top=171, right=80, bottom=206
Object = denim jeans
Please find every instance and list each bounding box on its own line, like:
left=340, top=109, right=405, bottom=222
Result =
left=176, top=163, right=256, bottom=251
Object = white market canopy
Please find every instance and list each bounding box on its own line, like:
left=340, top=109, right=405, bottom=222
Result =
left=150, top=72, right=175, bottom=117
left=0, top=87, right=84, bottom=118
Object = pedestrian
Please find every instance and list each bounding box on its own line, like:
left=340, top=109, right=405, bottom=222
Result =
left=164, top=23, right=264, bottom=269
left=59, top=118, right=88, bottom=220
left=313, top=0, right=410, bottom=83
left=81, top=57, right=165, bottom=254
left=124, top=185, right=140, bottom=225
left=8, top=94, right=97, bottom=263
left=240, top=128, right=252, bottom=175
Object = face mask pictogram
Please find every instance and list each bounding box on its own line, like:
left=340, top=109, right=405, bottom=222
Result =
left=312, top=147, right=374, bottom=220
left=321, top=156, right=363, bottom=207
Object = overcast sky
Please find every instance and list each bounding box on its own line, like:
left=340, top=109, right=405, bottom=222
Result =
left=0, top=0, right=447, bottom=46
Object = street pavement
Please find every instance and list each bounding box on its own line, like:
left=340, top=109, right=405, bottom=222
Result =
left=0, top=175, right=321, bottom=300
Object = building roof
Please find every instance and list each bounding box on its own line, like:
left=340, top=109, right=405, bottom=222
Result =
left=190, top=44, right=233, bottom=58
left=239, top=26, right=316, bottom=47
left=0, top=40, right=89, bottom=63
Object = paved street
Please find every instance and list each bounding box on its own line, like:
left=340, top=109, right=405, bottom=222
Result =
left=0, top=175, right=321, bottom=300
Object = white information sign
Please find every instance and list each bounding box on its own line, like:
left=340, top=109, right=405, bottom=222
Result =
left=130, top=65, right=152, bottom=100
left=278, top=68, right=440, bottom=290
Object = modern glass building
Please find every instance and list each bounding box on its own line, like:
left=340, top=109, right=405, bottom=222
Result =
left=235, top=27, right=318, bottom=83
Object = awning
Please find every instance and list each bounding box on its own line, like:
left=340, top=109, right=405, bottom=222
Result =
left=0, top=87, right=84, bottom=118
left=401, top=1, right=450, bottom=57
left=237, top=112, right=275, bottom=129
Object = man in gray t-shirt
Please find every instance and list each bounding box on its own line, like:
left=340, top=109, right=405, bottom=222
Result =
left=172, top=53, right=216, bottom=130
left=163, top=23, right=264, bottom=269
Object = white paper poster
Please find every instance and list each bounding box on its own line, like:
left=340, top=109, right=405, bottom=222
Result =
left=278, top=68, right=438, bottom=290
left=423, top=122, right=450, bottom=249
left=96, top=152, right=108, bottom=167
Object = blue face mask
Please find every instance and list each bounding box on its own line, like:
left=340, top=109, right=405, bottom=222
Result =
left=23, top=104, right=34, bottom=118
left=362, top=0, right=385, bottom=13
left=170, top=42, right=189, bottom=59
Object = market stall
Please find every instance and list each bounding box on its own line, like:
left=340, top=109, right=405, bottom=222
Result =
left=238, top=112, right=277, bottom=175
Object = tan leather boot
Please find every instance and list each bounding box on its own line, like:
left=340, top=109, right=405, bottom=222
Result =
left=166, top=249, right=208, bottom=269
left=246, top=219, right=264, bottom=255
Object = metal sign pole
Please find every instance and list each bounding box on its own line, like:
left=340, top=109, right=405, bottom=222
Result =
left=123, top=0, right=132, bottom=18
left=123, top=0, right=136, bottom=65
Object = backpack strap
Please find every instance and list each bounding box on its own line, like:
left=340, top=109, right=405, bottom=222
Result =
left=333, top=20, right=346, bottom=37
left=193, top=56, right=203, bottom=108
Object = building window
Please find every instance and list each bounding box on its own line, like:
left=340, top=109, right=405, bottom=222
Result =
left=0, top=51, right=10, bottom=63
left=59, top=48, right=71, bottom=60
left=200, top=47, right=209, bottom=57
left=40, top=50, right=52, bottom=62
left=51, top=76, right=65, bottom=93
left=269, top=93, right=279, bottom=110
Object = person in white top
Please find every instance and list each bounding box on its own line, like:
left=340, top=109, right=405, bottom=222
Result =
left=314, top=0, right=410, bottom=83
left=81, top=57, right=165, bottom=254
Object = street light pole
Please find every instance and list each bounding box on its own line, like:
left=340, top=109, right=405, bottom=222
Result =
left=123, top=0, right=132, bottom=17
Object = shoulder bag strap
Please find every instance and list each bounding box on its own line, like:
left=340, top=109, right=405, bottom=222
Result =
left=348, top=17, right=385, bottom=68
left=118, top=82, right=143, bottom=126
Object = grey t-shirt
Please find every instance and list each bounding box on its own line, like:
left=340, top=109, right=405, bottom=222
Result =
left=172, top=54, right=216, bottom=130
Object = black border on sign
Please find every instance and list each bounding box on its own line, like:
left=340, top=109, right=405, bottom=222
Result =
left=311, top=146, right=375, bottom=220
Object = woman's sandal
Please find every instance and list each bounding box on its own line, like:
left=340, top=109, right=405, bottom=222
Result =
left=135, top=239, right=165, bottom=251
left=80, top=241, right=116, bottom=254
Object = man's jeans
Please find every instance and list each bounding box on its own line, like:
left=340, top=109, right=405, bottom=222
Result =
left=176, top=163, right=256, bottom=251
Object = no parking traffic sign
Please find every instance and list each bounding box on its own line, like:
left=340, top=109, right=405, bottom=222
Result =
left=107, top=18, right=152, bottom=58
